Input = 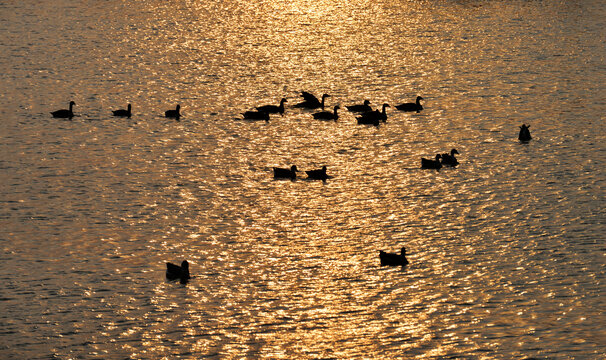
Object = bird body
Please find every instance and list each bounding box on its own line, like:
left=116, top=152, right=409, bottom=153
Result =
left=441, top=148, right=459, bottom=167
left=166, top=260, right=190, bottom=284
left=356, top=103, right=389, bottom=124
left=312, top=105, right=339, bottom=120
left=112, top=103, right=131, bottom=117
left=519, top=124, right=532, bottom=142
left=306, top=166, right=330, bottom=181
left=356, top=116, right=379, bottom=126
left=165, top=104, right=181, bottom=119
left=421, top=154, right=442, bottom=169
left=256, top=98, right=287, bottom=115
left=51, top=101, right=75, bottom=118
left=243, top=110, right=270, bottom=121
left=294, top=92, right=330, bottom=110
left=346, top=100, right=372, bottom=113
left=273, top=165, right=298, bottom=179
left=379, top=247, right=409, bottom=266
left=395, top=96, right=423, bottom=112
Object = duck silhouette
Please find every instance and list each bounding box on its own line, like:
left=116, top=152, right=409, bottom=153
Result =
left=112, top=104, right=131, bottom=117
left=243, top=110, right=270, bottom=121
left=165, top=104, right=180, bottom=119
left=256, top=98, right=287, bottom=115
left=294, top=92, right=330, bottom=110
left=51, top=101, right=75, bottom=118
left=166, top=260, right=190, bottom=284
left=519, top=124, right=532, bottom=142
left=379, top=247, right=409, bottom=266
left=312, top=105, right=340, bottom=121
left=421, top=154, right=442, bottom=169
left=273, top=165, right=298, bottom=179
left=440, top=148, right=459, bottom=167
left=346, top=100, right=372, bottom=113
left=356, top=103, right=389, bottom=124
left=395, top=96, right=423, bottom=112
left=306, top=166, right=330, bottom=181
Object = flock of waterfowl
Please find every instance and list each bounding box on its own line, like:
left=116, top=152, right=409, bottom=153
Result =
left=50, top=101, right=179, bottom=120
left=52, top=92, right=532, bottom=275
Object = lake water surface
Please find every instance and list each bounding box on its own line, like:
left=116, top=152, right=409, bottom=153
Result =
left=0, top=0, right=604, bottom=358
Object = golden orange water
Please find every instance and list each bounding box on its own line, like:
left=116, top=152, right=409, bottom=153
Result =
left=0, top=0, right=604, bottom=358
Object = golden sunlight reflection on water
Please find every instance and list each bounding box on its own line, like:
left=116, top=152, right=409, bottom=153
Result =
left=0, top=0, right=605, bottom=358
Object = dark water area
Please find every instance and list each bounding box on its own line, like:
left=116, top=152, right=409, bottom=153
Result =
left=0, top=0, right=604, bottom=358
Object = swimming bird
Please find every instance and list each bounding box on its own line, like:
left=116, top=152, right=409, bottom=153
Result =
left=273, top=165, right=298, bottom=179
left=379, top=247, right=409, bottom=266
left=356, top=103, right=390, bottom=124
left=395, top=96, right=423, bottom=112
left=51, top=101, right=75, bottom=118
left=294, top=92, right=330, bottom=110
left=421, top=154, right=442, bottom=169
left=243, top=110, right=270, bottom=121
left=112, top=103, right=131, bottom=117
left=306, top=166, right=330, bottom=181
left=165, top=104, right=180, bottom=119
left=312, top=105, right=340, bottom=121
left=346, top=100, right=372, bottom=113
left=441, top=148, right=459, bottom=167
left=256, top=98, right=287, bottom=115
left=166, top=260, right=190, bottom=284
left=357, top=116, right=379, bottom=126
left=519, top=124, right=532, bottom=142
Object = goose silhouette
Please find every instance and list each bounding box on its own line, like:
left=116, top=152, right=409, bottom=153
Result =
left=165, top=104, right=180, bottom=119
left=294, top=92, right=330, bottom=110
left=273, top=165, right=298, bottom=179
left=306, top=166, right=330, bottom=181
left=256, top=98, right=287, bottom=115
left=379, top=247, right=409, bottom=266
left=51, top=101, right=75, bottom=118
left=346, top=100, right=372, bottom=113
left=356, top=103, right=389, bottom=124
left=166, top=260, right=190, bottom=284
left=312, top=105, right=340, bottom=121
left=112, top=104, right=131, bottom=117
left=440, top=148, right=459, bottom=167
left=395, top=96, right=423, bottom=112
left=519, top=124, right=532, bottom=142
left=243, top=110, right=270, bottom=121
left=421, top=154, right=442, bottom=169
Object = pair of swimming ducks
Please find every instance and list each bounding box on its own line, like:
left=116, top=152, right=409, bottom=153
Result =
left=273, top=165, right=331, bottom=181
left=167, top=247, right=408, bottom=284
left=421, top=148, right=460, bottom=170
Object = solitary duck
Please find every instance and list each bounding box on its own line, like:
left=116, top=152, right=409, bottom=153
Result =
left=51, top=101, right=75, bottom=118
left=346, top=100, right=372, bottom=113
left=312, top=105, right=340, bottom=121
left=306, top=166, right=330, bottom=181
left=294, top=92, right=330, bottom=110
left=395, top=96, right=423, bottom=112
left=421, top=154, right=442, bottom=169
left=273, top=165, right=298, bottom=179
left=256, top=98, right=287, bottom=115
left=356, top=103, right=390, bottom=124
left=112, top=103, right=132, bottom=117
left=165, top=104, right=180, bottom=119
left=441, top=148, right=459, bottom=167
left=379, top=247, right=409, bottom=266
left=166, top=260, right=190, bottom=284
left=243, top=110, right=270, bottom=121
left=519, top=124, right=532, bottom=142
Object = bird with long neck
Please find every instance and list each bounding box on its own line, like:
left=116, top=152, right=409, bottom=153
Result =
left=51, top=101, right=75, bottom=118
